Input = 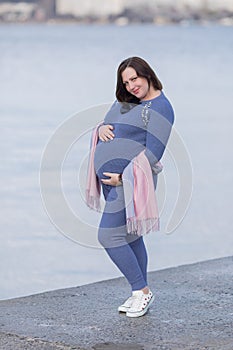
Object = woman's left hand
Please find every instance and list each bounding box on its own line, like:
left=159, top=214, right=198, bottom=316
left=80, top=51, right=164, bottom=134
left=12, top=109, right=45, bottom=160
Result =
left=101, top=172, right=122, bottom=186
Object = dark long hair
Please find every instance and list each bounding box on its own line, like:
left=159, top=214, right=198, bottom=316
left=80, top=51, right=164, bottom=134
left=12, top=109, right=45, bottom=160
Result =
left=116, top=57, right=163, bottom=104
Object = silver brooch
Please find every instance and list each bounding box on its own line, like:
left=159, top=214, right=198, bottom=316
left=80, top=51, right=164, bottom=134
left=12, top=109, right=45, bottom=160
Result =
left=141, top=101, right=152, bottom=127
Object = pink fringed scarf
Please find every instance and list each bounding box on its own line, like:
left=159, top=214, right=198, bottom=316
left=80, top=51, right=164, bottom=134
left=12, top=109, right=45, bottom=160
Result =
left=85, top=124, right=102, bottom=212
left=86, top=126, right=161, bottom=235
left=122, top=152, right=160, bottom=235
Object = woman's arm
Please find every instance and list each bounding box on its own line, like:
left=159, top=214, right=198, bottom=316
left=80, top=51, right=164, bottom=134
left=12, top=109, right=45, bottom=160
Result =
left=145, top=108, right=174, bottom=166
left=98, top=100, right=118, bottom=141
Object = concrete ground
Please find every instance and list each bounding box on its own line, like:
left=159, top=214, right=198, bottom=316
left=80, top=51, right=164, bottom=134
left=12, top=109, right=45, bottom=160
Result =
left=0, top=256, right=232, bottom=350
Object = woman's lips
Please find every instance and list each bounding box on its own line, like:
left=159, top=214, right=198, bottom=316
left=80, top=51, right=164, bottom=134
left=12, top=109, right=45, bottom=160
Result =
left=132, top=88, right=139, bottom=95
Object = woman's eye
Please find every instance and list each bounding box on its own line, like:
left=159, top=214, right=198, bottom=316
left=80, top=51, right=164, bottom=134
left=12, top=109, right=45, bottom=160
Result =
left=132, top=77, right=137, bottom=81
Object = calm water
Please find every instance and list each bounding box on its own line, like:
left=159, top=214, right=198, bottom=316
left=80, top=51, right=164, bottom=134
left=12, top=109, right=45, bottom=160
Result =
left=1, top=24, right=233, bottom=300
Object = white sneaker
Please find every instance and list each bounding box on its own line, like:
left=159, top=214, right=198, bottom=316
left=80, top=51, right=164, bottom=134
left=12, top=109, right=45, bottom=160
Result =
left=126, top=290, right=154, bottom=318
left=118, top=295, right=135, bottom=313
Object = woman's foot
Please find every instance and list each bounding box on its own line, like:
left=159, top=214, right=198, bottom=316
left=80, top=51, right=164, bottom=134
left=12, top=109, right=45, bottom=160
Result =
left=126, top=289, right=154, bottom=318
left=118, top=287, right=149, bottom=313
left=118, top=294, right=135, bottom=313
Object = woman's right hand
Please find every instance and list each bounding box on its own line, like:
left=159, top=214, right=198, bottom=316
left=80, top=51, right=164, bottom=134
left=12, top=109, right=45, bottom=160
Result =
left=98, top=124, right=115, bottom=142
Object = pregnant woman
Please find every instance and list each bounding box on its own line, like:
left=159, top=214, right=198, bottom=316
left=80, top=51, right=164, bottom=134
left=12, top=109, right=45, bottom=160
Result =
left=86, top=57, right=174, bottom=317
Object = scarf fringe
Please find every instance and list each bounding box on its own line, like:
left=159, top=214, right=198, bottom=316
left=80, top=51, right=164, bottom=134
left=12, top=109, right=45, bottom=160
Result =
left=85, top=190, right=101, bottom=212
left=126, top=217, right=160, bottom=236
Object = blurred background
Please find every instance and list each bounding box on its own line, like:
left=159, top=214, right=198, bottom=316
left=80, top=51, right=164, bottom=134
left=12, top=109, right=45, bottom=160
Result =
left=1, top=0, right=233, bottom=300
left=0, top=0, right=233, bottom=25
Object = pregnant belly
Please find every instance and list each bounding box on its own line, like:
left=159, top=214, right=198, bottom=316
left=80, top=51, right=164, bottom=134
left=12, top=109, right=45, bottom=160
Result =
left=94, top=138, right=144, bottom=179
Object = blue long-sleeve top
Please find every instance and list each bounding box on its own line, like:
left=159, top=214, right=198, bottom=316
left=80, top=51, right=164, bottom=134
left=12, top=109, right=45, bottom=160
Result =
left=94, top=91, right=174, bottom=180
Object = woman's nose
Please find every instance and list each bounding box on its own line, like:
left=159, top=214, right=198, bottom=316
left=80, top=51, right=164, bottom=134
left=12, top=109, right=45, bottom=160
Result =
left=128, top=81, right=135, bottom=90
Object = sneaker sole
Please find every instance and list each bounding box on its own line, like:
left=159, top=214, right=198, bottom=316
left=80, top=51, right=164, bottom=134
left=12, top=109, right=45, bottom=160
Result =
left=118, top=306, right=130, bottom=313
left=126, top=295, right=155, bottom=318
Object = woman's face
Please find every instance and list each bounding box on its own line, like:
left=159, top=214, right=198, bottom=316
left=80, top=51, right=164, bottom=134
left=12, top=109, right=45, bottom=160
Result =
left=121, top=67, right=150, bottom=100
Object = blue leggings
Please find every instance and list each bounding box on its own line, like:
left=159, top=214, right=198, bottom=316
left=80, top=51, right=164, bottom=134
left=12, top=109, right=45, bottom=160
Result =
left=98, top=184, right=148, bottom=291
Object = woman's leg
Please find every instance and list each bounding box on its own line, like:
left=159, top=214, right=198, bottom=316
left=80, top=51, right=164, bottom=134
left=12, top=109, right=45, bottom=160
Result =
left=128, top=237, right=148, bottom=286
left=98, top=185, right=147, bottom=291
left=104, top=244, right=147, bottom=291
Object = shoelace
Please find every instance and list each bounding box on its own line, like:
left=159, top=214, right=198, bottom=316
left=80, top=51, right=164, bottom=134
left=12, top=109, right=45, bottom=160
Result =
left=131, top=293, right=151, bottom=310
left=125, top=295, right=136, bottom=306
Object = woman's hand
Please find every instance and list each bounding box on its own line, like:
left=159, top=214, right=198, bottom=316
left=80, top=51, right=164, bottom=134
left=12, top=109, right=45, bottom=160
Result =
left=101, top=172, right=122, bottom=186
left=98, top=124, right=115, bottom=142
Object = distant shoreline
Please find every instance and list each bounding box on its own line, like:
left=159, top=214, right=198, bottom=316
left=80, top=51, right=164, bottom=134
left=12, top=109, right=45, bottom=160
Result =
left=0, top=18, right=233, bottom=27
left=0, top=0, right=233, bottom=26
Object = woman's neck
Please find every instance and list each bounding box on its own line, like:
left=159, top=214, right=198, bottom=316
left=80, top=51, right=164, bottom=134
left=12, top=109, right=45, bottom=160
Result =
left=141, top=88, right=161, bottom=101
